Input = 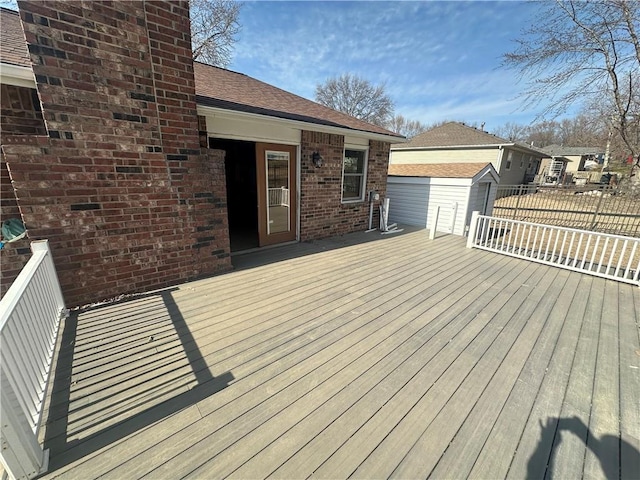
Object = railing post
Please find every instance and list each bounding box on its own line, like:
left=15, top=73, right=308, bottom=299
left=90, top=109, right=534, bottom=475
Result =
left=30, top=240, right=65, bottom=314
left=467, top=211, right=480, bottom=248
left=450, top=202, right=458, bottom=234
left=429, top=205, right=440, bottom=240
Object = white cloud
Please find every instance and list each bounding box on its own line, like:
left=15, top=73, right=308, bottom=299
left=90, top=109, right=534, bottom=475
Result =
left=231, top=1, right=550, bottom=128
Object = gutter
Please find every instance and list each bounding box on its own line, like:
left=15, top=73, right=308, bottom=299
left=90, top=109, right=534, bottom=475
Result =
left=0, top=63, right=34, bottom=88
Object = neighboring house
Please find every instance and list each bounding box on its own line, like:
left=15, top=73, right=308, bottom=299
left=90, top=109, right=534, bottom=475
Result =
left=536, top=156, right=569, bottom=184
left=0, top=3, right=404, bottom=306
left=386, top=162, right=498, bottom=236
left=390, top=122, right=546, bottom=185
left=541, top=145, right=604, bottom=174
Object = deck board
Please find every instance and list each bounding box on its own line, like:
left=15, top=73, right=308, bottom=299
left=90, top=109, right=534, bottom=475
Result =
left=36, top=228, right=639, bottom=480
left=549, top=276, right=606, bottom=479
left=466, top=272, right=585, bottom=479
left=428, top=269, right=577, bottom=479
left=619, top=285, right=640, bottom=480
left=254, top=256, right=524, bottom=479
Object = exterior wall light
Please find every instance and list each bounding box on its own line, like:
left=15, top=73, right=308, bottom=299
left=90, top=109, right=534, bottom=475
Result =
left=312, top=151, right=323, bottom=168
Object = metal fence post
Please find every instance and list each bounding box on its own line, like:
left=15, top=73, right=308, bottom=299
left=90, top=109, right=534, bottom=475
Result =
left=589, top=186, right=607, bottom=230
left=513, top=184, right=523, bottom=220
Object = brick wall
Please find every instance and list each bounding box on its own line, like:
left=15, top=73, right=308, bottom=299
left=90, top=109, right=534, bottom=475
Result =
left=1, top=0, right=230, bottom=306
left=299, top=130, right=389, bottom=241
left=0, top=85, right=46, bottom=139
left=0, top=85, right=46, bottom=295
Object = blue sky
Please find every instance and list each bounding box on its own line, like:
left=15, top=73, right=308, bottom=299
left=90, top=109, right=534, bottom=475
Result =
left=1, top=0, right=571, bottom=132
left=230, top=1, right=560, bottom=132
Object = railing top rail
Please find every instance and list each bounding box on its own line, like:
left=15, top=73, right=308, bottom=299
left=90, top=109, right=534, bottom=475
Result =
left=475, top=214, right=640, bottom=242
left=0, top=248, right=47, bottom=332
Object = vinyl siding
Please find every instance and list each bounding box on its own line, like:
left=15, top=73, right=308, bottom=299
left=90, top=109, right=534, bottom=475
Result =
left=386, top=182, right=429, bottom=227
left=427, top=184, right=470, bottom=236
left=467, top=181, right=497, bottom=227
left=390, top=148, right=498, bottom=166
left=387, top=178, right=471, bottom=236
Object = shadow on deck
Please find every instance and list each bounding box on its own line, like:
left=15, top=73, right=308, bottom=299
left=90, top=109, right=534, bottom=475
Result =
left=42, top=289, right=234, bottom=472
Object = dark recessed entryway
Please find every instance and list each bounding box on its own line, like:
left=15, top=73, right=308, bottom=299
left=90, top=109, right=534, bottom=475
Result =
left=210, top=138, right=259, bottom=252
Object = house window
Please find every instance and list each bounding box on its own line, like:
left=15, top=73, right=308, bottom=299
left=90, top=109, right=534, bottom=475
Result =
left=505, top=151, right=513, bottom=170
left=342, top=148, right=367, bottom=202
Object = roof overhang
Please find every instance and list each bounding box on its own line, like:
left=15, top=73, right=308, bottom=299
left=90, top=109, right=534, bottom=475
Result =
left=0, top=63, right=35, bottom=88
left=472, top=164, right=500, bottom=184
left=197, top=103, right=407, bottom=144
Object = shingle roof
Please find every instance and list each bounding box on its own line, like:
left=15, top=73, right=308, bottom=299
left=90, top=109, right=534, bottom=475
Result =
left=396, top=122, right=546, bottom=155
left=542, top=144, right=605, bottom=157
left=0, top=8, right=30, bottom=67
left=0, top=7, right=402, bottom=140
left=400, top=122, right=508, bottom=148
left=194, top=62, right=402, bottom=138
left=388, top=162, right=493, bottom=178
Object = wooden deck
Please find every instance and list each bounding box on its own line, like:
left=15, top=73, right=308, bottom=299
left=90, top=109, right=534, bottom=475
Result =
left=39, top=228, right=640, bottom=479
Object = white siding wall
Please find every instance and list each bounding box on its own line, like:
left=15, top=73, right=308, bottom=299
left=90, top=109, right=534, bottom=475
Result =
left=387, top=177, right=472, bottom=236
left=386, top=181, right=429, bottom=227
left=427, top=184, right=470, bottom=236
left=467, top=180, right=498, bottom=223
left=390, top=148, right=498, bottom=166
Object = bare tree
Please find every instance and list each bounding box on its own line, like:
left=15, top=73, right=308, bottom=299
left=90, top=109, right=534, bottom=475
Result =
left=190, top=0, right=241, bottom=67
left=315, top=74, right=394, bottom=127
left=385, top=114, right=428, bottom=138
left=493, top=122, right=530, bottom=142
left=504, top=0, right=640, bottom=176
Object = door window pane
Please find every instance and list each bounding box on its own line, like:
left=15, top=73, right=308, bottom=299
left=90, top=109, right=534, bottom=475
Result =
left=266, top=151, right=290, bottom=234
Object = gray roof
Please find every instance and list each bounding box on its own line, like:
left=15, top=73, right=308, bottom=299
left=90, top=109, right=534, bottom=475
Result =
left=542, top=144, right=605, bottom=157
left=394, top=122, right=547, bottom=156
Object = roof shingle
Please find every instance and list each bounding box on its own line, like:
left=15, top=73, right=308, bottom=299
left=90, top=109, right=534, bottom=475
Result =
left=0, top=8, right=30, bottom=67
left=194, top=62, right=402, bottom=138
left=388, top=162, right=493, bottom=178
left=542, top=144, right=605, bottom=156
left=397, top=122, right=547, bottom=156
left=400, top=122, right=508, bottom=148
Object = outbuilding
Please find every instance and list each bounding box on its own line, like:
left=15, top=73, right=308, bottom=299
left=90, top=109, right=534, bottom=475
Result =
left=386, top=162, right=499, bottom=236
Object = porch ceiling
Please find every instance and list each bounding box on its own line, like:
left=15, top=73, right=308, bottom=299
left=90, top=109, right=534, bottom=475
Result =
left=39, top=229, right=639, bottom=479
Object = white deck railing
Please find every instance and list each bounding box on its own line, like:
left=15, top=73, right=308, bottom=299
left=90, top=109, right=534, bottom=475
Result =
left=1, top=240, right=67, bottom=480
left=466, top=212, right=640, bottom=286
left=268, top=187, right=289, bottom=207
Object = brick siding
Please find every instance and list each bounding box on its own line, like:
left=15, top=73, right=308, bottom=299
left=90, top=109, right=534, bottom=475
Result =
left=299, top=130, right=389, bottom=240
left=0, top=84, right=47, bottom=295
left=1, top=1, right=230, bottom=306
